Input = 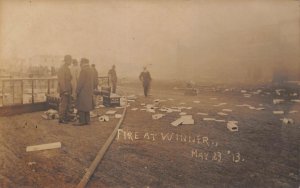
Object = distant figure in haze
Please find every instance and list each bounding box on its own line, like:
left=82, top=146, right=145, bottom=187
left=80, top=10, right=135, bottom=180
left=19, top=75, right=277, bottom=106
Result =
left=70, top=59, right=80, bottom=99
left=74, top=58, right=94, bottom=126
left=91, top=64, right=99, bottom=90
left=57, top=55, right=72, bottom=124
left=108, top=65, right=117, bottom=93
left=139, top=67, right=152, bottom=97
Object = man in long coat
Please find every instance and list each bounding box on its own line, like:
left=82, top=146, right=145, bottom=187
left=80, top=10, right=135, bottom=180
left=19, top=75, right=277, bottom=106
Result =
left=70, top=59, right=80, bottom=99
left=57, top=55, right=72, bottom=124
left=74, top=58, right=94, bottom=125
left=139, top=66, right=152, bottom=97
left=108, top=65, right=117, bottom=93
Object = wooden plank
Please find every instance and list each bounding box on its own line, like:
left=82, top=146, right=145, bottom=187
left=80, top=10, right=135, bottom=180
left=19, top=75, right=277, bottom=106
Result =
left=26, top=142, right=61, bottom=152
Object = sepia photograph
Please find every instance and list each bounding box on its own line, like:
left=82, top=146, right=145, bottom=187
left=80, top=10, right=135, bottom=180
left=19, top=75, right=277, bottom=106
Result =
left=0, top=0, right=299, bottom=187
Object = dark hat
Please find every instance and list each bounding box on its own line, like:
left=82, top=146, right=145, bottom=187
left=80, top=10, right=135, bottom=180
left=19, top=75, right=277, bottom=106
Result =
left=80, top=58, right=89, bottom=65
left=64, top=55, right=72, bottom=62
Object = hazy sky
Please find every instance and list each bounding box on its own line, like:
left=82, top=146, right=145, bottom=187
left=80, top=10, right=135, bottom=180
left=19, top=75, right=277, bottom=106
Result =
left=0, top=0, right=299, bottom=80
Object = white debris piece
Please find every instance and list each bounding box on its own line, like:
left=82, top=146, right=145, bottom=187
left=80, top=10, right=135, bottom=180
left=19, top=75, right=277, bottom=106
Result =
left=273, top=111, right=284, bottom=115
left=222, top=109, right=232, bottom=112
left=217, top=112, right=228, bottom=116
left=171, top=118, right=184, bottom=126
left=106, top=110, right=117, bottom=115
left=255, top=107, right=265, bottom=111
left=166, top=109, right=173, bottom=113
left=171, top=115, right=194, bottom=126
left=197, top=112, right=208, bottom=116
left=90, top=111, right=98, bottom=118
left=215, top=119, right=226, bottom=123
left=152, top=114, right=165, bottom=120
left=273, top=99, right=285, bottom=104
left=290, top=93, right=298, bottom=97
left=147, top=109, right=156, bottom=113
left=127, top=95, right=137, bottom=100
left=236, top=104, right=252, bottom=107
left=168, top=98, right=174, bottom=101
left=248, top=106, right=256, bottom=110
left=281, top=118, right=294, bottom=125
left=241, top=90, right=247, bottom=93
left=291, top=99, right=300, bottom=103
left=179, top=112, right=187, bottom=116
left=181, top=115, right=195, bottom=125
left=26, top=142, right=61, bottom=152
left=141, top=103, right=146, bottom=106
left=115, top=114, right=122, bottom=119
left=131, top=108, right=138, bottom=111
left=193, top=101, right=200, bottom=104
left=99, top=115, right=109, bottom=122
left=179, top=102, right=186, bottom=105
left=186, top=107, right=192, bottom=110
left=227, top=121, right=238, bottom=132
left=289, top=110, right=298, bottom=114
left=203, top=118, right=216, bottom=121
left=244, top=94, right=252, bottom=98
left=213, top=103, right=227, bottom=107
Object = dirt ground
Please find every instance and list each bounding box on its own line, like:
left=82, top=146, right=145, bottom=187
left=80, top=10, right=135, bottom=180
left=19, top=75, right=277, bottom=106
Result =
left=0, top=81, right=299, bottom=188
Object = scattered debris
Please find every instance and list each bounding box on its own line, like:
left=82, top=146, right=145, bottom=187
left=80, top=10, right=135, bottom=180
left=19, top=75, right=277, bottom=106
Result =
left=152, top=114, right=165, bottom=120
left=215, top=119, right=226, bottom=123
left=90, top=111, right=98, bottom=118
left=243, top=94, right=252, bottom=98
left=115, top=114, right=122, bottom=119
left=26, top=142, right=61, bottom=152
left=217, top=112, right=228, bottom=116
left=106, top=110, right=117, bottom=115
left=127, top=95, right=137, bottom=100
left=273, top=99, right=285, bottom=104
left=42, top=109, right=59, bottom=120
left=281, top=118, right=294, bottom=125
left=227, top=121, right=238, bottom=132
left=171, top=115, right=194, bottom=126
left=203, top=118, right=216, bottom=121
left=291, top=99, right=300, bottom=103
left=99, top=115, right=109, bottom=122
left=131, top=108, right=138, bottom=111
left=27, top=162, right=37, bottom=166
left=193, top=101, right=200, bottom=104
left=213, top=103, right=227, bottom=107
left=273, top=111, right=284, bottom=115
left=171, top=118, right=184, bottom=126
left=197, top=112, right=208, bottom=116
left=289, top=110, right=298, bottom=114
left=241, top=90, right=247, bottom=93
left=222, top=109, right=232, bottom=112
left=140, top=103, right=146, bottom=106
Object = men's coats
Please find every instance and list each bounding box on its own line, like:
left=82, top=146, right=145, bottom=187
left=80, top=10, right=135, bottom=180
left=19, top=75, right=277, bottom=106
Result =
left=76, top=65, right=94, bottom=111
left=57, top=64, right=72, bottom=94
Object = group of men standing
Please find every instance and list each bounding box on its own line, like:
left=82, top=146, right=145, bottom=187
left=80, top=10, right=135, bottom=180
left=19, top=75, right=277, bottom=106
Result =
left=57, top=54, right=152, bottom=126
left=57, top=55, right=98, bottom=125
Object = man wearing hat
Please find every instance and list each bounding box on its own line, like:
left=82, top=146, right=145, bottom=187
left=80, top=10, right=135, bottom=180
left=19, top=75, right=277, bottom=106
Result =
left=108, top=65, right=117, bottom=93
left=74, top=58, right=94, bottom=125
left=57, top=55, right=72, bottom=124
left=139, top=66, right=152, bottom=97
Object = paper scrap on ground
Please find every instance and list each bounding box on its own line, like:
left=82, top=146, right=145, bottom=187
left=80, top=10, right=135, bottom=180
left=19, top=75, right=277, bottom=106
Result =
left=131, top=108, right=138, bottom=111
left=222, top=109, right=232, bottom=112
left=99, top=115, right=109, bottom=122
left=106, top=110, right=117, bottom=115
left=281, top=118, right=294, bottom=125
left=289, top=110, right=298, bottom=114
left=273, top=99, right=285, bottom=104
left=26, top=142, right=61, bottom=152
left=115, top=114, right=122, bottom=119
left=273, top=111, right=284, bottom=115
left=213, top=103, right=227, bottom=107
left=217, top=112, right=228, bottom=116
left=197, top=112, right=208, bottom=116
left=203, top=118, right=216, bottom=121
left=152, top=114, right=165, bottom=120
left=227, top=121, right=238, bottom=132
left=193, top=101, right=200, bottom=104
